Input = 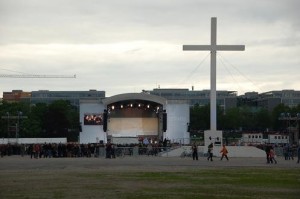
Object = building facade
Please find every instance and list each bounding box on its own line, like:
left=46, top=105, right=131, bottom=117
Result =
left=256, top=90, right=300, bottom=111
left=145, top=88, right=237, bottom=111
left=30, top=90, right=105, bottom=108
left=3, top=89, right=299, bottom=110
left=3, top=90, right=31, bottom=103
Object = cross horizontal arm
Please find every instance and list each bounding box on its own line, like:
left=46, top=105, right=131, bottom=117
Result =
left=183, top=45, right=245, bottom=51
left=183, top=45, right=211, bottom=51
left=215, top=45, right=245, bottom=51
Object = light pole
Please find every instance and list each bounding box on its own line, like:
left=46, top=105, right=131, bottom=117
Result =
left=16, top=111, right=23, bottom=140
left=6, top=112, right=9, bottom=138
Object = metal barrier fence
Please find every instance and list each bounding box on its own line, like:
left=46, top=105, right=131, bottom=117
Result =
left=101, top=146, right=173, bottom=158
left=0, top=144, right=172, bottom=158
left=1, top=143, right=298, bottom=159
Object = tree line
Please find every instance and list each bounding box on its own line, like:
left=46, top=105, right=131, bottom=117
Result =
left=0, top=100, right=79, bottom=141
left=189, top=103, right=300, bottom=133
left=0, top=100, right=299, bottom=141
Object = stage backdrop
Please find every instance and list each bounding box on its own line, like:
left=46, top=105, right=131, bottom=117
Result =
left=107, top=107, right=158, bottom=137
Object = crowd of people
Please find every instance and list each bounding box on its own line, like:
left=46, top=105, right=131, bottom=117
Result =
left=0, top=142, right=169, bottom=158
left=1, top=142, right=300, bottom=164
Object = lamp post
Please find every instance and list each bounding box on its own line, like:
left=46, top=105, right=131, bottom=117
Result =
left=6, top=112, right=10, bottom=138
left=16, top=111, right=23, bottom=140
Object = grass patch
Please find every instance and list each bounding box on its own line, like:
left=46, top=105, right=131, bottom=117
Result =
left=0, top=168, right=299, bottom=199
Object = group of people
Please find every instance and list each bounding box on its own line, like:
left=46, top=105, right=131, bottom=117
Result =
left=191, top=143, right=229, bottom=161
left=265, top=144, right=300, bottom=164
left=0, top=143, right=129, bottom=158
left=265, top=145, right=278, bottom=164
left=192, top=143, right=300, bottom=164
left=104, top=142, right=163, bottom=159
left=0, top=142, right=171, bottom=159
left=283, top=144, right=296, bottom=160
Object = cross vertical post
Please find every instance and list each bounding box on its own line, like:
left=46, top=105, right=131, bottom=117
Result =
left=210, top=17, right=217, bottom=131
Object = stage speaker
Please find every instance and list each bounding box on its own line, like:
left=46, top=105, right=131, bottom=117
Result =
left=103, top=110, right=107, bottom=132
left=163, top=112, right=167, bottom=132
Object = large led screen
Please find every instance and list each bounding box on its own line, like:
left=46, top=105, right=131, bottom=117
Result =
left=84, top=113, right=103, bottom=125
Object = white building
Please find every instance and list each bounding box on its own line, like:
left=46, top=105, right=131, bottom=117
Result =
left=79, top=93, right=190, bottom=144
left=241, top=132, right=290, bottom=145
left=268, top=134, right=289, bottom=145
left=241, top=133, right=264, bottom=145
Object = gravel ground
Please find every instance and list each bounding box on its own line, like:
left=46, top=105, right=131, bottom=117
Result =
left=1, top=155, right=299, bottom=172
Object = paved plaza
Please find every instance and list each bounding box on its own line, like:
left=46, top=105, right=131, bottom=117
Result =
left=0, top=155, right=299, bottom=172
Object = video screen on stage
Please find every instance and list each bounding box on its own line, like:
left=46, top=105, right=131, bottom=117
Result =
left=84, top=113, right=103, bottom=125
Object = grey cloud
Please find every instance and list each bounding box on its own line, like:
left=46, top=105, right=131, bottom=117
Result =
left=0, top=0, right=299, bottom=97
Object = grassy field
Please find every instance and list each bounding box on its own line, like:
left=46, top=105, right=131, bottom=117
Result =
left=0, top=167, right=299, bottom=199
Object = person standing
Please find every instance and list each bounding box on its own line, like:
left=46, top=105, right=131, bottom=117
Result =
left=297, top=145, right=300, bottom=164
left=283, top=144, right=288, bottom=160
left=288, top=145, right=294, bottom=160
left=105, top=142, right=112, bottom=159
left=207, top=143, right=213, bottom=161
left=191, top=143, right=198, bottom=160
left=220, top=144, right=229, bottom=161
left=147, top=144, right=153, bottom=156
left=265, top=145, right=271, bottom=164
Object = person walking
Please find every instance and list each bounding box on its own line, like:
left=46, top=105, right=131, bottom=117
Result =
left=220, top=144, right=229, bottom=161
left=207, top=143, right=213, bottom=161
left=191, top=143, right=198, bottom=160
left=265, top=145, right=271, bottom=164
left=269, top=147, right=277, bottom=164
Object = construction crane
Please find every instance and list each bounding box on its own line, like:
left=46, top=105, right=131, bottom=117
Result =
left=0, top=74, right=76, bottom=78
left=0, top=68, right=76, bottom=78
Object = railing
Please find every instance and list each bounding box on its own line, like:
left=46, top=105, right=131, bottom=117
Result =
left=0, top=144, right=172, bottom=158
left=104, top=146, right=172, bottom=158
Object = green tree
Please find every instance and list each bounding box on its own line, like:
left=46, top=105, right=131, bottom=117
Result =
left=236, top=106, right=254, bottom=131
left=272, top=104, right=291, bottom=131
left=222, top=107, right=240, bottom=130
left=23, top=103, right=48, bottom=138
left=255, top=108, right=271, bottom=131
left=44, top=100, right=70, bottom=137
left=0, top=100, right=80, bottom=141
left=190, top=104, right=210, bottom=131
left=0, top=101, right=31, bottom=138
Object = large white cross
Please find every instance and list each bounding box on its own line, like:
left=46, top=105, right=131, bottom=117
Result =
left=183, top=17, right=245, bottom=132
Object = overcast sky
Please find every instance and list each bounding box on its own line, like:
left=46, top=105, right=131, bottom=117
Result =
left=0, top=0, right=299, bottom=97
